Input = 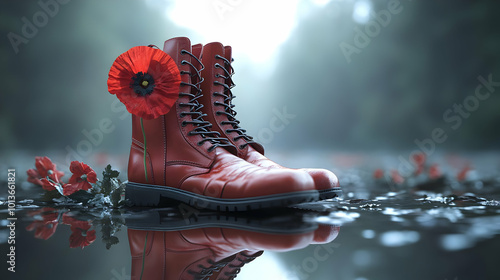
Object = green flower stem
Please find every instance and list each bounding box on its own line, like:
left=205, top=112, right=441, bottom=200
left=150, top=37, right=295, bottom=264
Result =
left=140, top=118, right=148, bottom=182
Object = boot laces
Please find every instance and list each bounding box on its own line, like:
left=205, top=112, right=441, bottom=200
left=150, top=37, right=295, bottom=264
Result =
left=213, top=54, right=258, bottom=149
left=178, top=50, right=235, bottom=152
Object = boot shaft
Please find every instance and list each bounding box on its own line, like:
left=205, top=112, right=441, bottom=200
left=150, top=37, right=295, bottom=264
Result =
left=128, top=37, right=225, bottom=186
left=199, top=43, right=264, bottom=159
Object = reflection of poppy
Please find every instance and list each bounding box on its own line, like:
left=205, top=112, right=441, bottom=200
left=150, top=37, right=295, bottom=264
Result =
left=65, top=161, right=97, bottom=195
left=69, top=223, right=96, bottom=249
left=63, top=213, right=96, bottom=249
left=26, top=208, right=59, bottom=240
left=26, top=156, right=65, bottom=191
left=107, top=46, right=181, bottom=120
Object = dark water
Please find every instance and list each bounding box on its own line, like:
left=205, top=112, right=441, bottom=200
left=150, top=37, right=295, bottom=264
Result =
left=1, top=152, right=500, bottom=280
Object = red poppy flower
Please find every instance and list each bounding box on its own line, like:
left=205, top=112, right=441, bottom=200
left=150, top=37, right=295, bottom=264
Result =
left=428, top=164, right=442, bottom=179
left=457, top=165, right=472, bottom=181
left=411, top=152, right=426, bottom=166
left=26, top=208, right=60, bottom=240
left=107, top=46, right=181, bottom=120
left=390, top=170, right=404, bottom=184
left=26, top=156, right=65, bottom=191
left=373, top=169, right=384, bottom=179
left=65, top=161, right=97, bottom=195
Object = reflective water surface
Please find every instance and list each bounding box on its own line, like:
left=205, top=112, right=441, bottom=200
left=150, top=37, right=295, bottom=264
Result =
left=1, top=152, right=499, bottom=280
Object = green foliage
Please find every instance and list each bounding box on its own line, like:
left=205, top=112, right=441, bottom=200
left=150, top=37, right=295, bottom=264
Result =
left=100, top=164, right=120, bottom=196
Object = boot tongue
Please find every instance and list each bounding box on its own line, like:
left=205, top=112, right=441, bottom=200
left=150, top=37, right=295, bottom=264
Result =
left=192, top=43, right=203, bottom=59
left=224, top=45, right=232, bottom=64
left=163, top=36, right=191, bottom=62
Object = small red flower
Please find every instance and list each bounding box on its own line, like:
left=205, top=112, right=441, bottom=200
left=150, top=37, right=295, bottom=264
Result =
left=26, top=208, right=60, bottom=240
left=428, top=164, right=442, bottom=179
left=107, top=46, right=181, bottom=120
left=457, top=165, right=472, bottom=181
left=411, top=152, right=426, bottom=167
left=373, top=169, right=384, bottom=179
left=65, top=161, right=97, bottom=196
left=26, top=156, right=65, bottom=191
left=391, top=170, right=404, bottom=184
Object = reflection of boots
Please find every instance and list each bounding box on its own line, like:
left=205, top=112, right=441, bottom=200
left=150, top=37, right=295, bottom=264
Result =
left=127, top=211, right=340, bottom=280
left=128, top=229, right=236, bottom=280
left=197, top=42, right=341, bottom=200
left=126, top=37, right=319, bottom=211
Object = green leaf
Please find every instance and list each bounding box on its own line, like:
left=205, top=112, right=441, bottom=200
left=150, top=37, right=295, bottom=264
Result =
left=39, top=190, right=62, bottom=202
left=101, top=164, right=120, bottom=196
left=67, top=190, right=94, bottom=204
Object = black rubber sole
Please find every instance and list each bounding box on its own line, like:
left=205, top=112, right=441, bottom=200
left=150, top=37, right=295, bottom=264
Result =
left=125, top=207, right=319, bottom=234
left=125, top=181, right=320, bottom=211
left=318, top=187, right=343, bottom=200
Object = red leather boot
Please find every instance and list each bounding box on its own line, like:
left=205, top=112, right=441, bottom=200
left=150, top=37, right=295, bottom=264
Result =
left=197, top=42, right=341, bottom=200
left=125, top=37, right=318, bottom=211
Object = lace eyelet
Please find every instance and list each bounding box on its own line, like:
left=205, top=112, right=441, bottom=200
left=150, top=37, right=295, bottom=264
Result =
left=181, top=50, right=187, bottom=54
left=215, top=111, right=221, bottom=115
left=181, top=121, right=187, bottom=127
left=179, top=113, right=185, bottom=118
left=181, top=60, right=187, bottom=65
left=197, top=142, right=203, bottom=146
left=239, top=145, right=246, bottom=149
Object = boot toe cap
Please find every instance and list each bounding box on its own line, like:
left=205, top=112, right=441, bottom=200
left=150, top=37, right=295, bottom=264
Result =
left=301, top=168, right=340, bottom=191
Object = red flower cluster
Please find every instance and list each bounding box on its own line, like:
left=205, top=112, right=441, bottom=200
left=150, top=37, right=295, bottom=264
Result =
left=27, top=157, right=65, bottom=191
left=27, top=157, right=97, bottom=196
left=373, top=152, right=444, bottom=185
left=107, top=46, right=181, bottom=120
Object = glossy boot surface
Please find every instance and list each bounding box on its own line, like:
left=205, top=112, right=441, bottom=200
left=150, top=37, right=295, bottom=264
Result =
left=126, top=37, right=318, bottom=211
left=197, top=42, right=341, bottom=200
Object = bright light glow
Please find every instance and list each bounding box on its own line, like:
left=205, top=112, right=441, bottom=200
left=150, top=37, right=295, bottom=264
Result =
left=379, top=231, right=420, bottom=247
left=310, top=0, right=332, bottom=7
left=167, top=0, right=299, bottom=66
left=237, top=252, right=290, bottom=280
left=352, top=0, right=372, bottom=24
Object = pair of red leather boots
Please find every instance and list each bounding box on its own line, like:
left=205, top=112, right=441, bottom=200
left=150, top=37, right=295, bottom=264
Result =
left=126, top=37, right=340, bottom=211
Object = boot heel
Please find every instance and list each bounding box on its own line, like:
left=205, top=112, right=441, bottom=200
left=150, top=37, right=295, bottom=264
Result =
left=126, top=182, right=161, bottom=207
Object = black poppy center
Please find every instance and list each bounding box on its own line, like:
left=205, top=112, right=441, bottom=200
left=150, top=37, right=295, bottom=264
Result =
left=130, top=72, right=156, bottom=96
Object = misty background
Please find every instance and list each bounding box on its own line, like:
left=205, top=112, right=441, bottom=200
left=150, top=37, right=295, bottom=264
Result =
left=1, top=0, right=500, bottom=160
